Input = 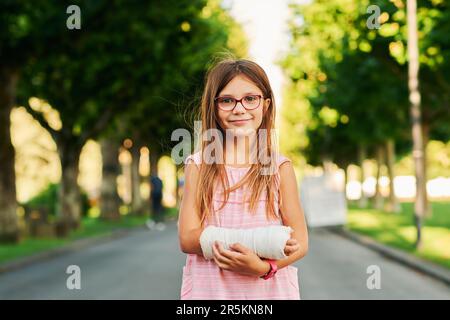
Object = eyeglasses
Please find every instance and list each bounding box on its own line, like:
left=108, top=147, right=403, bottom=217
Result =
left=214, top=94, right=263, bottom=111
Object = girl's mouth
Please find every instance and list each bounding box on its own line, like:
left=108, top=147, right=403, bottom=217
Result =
left=229, top=118, right=251, bottom=126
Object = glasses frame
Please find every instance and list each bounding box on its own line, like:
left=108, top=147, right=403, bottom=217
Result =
left=214, top=94, right=264, bottom=111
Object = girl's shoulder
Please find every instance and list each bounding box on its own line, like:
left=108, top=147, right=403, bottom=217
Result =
left=276, top=153, right=291, bottom=168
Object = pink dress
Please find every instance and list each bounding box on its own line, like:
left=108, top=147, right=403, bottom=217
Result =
left=180, top=151, right=300, bottom=300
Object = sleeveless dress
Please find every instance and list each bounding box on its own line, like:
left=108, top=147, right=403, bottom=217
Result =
left=180, top=151, right=301, bottom=300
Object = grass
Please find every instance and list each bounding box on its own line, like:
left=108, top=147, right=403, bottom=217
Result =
left=165, top=207, right=179, bottom=219
left=0, top=208, right=177, bottom=265
left=347, top=201, right=450, bottom=269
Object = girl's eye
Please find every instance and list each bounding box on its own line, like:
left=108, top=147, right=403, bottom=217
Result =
left=220, top=98, right=234, bottom=104
left=244, top=95, right=257, bottom=102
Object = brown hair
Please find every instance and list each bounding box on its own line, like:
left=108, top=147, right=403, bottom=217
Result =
left=193, top=58, right=280, bottom=226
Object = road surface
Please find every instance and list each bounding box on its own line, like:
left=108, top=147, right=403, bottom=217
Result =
left=0, top=221, right=449, bottom=299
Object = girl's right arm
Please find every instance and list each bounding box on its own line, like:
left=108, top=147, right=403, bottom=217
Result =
left=177, top=160, right=204, bottom=255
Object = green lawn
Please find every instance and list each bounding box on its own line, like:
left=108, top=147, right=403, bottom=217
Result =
left=165, top=207, right=179, bottom=219
left=347, top=201, right=450, bottom=269
left=0, top=211, right=165, bottom=264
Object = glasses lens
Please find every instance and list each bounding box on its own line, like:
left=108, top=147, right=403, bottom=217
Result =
left=217, top=97, right=236, bottom=110
left=243, top=95, right=261, bottom=109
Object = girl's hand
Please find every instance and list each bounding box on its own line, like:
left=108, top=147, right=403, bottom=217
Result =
left=284, top=238, right=300, bottom=256
left=212, top=241, right=269, bottom=277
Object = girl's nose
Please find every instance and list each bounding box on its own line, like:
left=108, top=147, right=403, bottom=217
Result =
left=233, top=101, right=246, bottom=114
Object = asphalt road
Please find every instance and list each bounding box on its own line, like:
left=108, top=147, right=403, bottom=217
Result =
left=0, top=221, right=449, bottom=299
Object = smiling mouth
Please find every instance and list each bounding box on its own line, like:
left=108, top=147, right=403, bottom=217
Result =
left=230, top=119, right=251, bottom=122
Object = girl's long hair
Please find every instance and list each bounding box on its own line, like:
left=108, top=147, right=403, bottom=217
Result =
left=193, top=58, right=280, bottom=226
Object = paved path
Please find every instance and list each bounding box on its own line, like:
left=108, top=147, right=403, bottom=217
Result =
left=0, top=221, right=449, bottom=299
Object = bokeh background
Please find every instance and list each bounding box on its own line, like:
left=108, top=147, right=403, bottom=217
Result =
left=0, top=0, right=449, bottom=299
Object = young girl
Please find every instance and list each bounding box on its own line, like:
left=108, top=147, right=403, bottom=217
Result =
left=178, top=58, right=308, bottom=300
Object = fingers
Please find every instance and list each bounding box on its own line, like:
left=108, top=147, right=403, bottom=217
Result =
left=219, top=244, right=241, bottom=260
left=229, top=242, right=249, bottom=254
left=285, top=239, right=298, bottom=246
left=212, top=242, right=234, bottom=268
left=284, top=239, right=300, bottom=256
left=284, top=246, right=296, bottom=256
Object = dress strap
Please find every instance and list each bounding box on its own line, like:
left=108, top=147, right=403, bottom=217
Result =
left=184, top=151, right=202, bottom=169
left=277, top=153, right=292, bottom=168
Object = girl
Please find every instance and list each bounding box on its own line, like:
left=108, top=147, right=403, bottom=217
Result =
left=178, top=58, right=308, bottom=300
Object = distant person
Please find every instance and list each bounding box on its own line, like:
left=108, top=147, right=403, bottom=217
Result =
left=150, top=174, right=164, bottom=222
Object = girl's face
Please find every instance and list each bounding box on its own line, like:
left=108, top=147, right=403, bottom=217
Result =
left=216, top=75, right=270, bottom=136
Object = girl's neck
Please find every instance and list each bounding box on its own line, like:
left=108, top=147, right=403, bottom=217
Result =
left=223, top=133, right=257, bottom=167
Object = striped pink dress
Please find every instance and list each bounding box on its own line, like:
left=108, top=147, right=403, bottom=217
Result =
left=180, top=151, right=300, bottom=300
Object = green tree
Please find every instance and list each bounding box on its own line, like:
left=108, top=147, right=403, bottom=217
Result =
left=282, top=0, right=450, bottom=219
left=115, top=0, right=248, bottom=217
left=16, top=0, right=246, bottom=234
left=0, top=0, right=71, bottom=242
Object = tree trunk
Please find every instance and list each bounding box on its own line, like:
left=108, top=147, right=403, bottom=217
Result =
left=374, top=145, right=384, bottom=210
left=358, top=144, right=368, bottom=208
left=343, top=165, right=349, bottom=199
left=422, top=121, right=431, bottom=217
left=150, top=151, right=159, bottom=177
left=100, top=139, right=121, bottom=221
left=322, top=157, right=333, bottom=174
left=131, top=144, right=144, bottom=215
left=56, top=142, right=82, bottom=237
left=385, top=139, right=400, bottom=213
left=121, top=152, right=132, bottom=205
left=407, top=0, right=426, bottom=249
left=0, top=68, right=20, bottom=243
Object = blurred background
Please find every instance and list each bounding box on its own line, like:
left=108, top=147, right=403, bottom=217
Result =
left=0, top=0, right=449, bottom=299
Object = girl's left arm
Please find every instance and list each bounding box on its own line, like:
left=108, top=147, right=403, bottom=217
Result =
left=275, top=161, right=309, bottom=270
